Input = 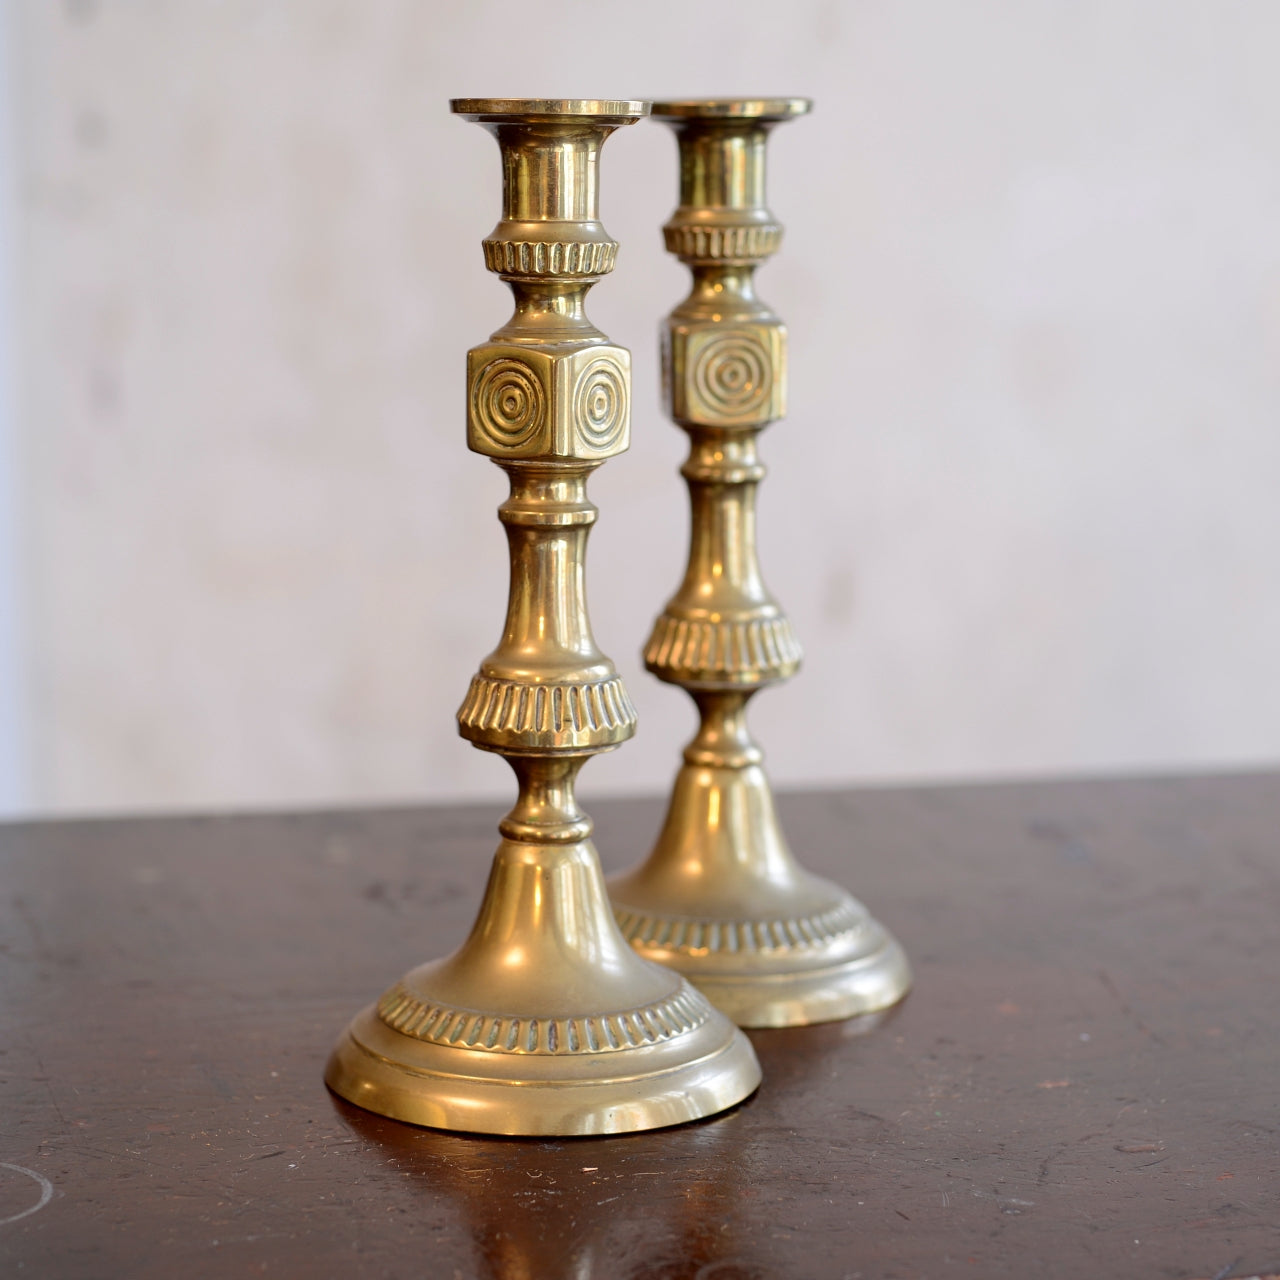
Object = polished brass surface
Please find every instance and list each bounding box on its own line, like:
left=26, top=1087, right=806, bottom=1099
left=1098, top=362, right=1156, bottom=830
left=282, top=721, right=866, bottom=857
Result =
left=326, top=99, right=760, bottom=1135
left=608, top=99, right=912, bottom=1028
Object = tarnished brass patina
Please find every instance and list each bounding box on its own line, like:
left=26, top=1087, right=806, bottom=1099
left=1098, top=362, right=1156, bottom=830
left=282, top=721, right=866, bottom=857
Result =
left=608, top=99, right=912, bottom=1027
left=326, top=99, right=760, bottom=1135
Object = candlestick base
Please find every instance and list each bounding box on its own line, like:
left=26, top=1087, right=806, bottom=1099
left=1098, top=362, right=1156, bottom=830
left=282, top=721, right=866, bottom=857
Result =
left=327, top=832, right=760, bottom=1135
left=609, top=755, right=911, bottom=1028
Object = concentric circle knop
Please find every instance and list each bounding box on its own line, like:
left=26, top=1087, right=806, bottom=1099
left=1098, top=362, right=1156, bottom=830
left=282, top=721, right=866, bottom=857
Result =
left=573, top=358, right=628, bottom=450
left=693, top=333, right=771, bottom=418
left=472, top=358, right=545, bottom=447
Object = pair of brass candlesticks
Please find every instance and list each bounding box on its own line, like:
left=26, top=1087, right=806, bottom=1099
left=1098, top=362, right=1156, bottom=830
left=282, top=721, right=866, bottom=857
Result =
left=326, top=97, right=911, bottom=1136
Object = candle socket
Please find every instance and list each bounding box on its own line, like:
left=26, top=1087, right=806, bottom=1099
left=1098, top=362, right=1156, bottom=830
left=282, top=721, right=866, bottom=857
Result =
left=608, top=99, right=912, bottom=1028
left=325, top=99, right=760, bottom=1134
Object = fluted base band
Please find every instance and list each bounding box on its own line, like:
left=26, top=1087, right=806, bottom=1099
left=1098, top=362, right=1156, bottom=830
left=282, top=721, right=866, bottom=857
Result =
left=325, top=997, right=760, bottom=1136
left=612, top=901, right=911, bottom=1028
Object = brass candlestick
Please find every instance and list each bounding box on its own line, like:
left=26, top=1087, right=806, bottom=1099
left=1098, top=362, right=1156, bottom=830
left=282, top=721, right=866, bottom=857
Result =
left=608, top=99, right=912, bottom=1028
left=326, top=98, right=760, bottom=1135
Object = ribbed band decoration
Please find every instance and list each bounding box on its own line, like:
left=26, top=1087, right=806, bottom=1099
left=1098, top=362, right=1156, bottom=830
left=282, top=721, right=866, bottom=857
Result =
left=324, top=99, right=760, bottom=1136
left=482, top=239, right=618, bottom=276
left=608, top=99, right=913, bottom=1029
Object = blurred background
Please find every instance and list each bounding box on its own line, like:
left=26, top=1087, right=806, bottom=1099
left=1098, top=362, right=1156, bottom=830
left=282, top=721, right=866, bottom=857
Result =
left=1, top=0, right=1278, bottom=819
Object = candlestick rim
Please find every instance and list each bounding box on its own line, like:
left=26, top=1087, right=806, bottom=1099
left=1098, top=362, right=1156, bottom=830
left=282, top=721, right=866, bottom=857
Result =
left=651, top=98, right=811, bottom=121
left=451, top=98, right=650, bottom=122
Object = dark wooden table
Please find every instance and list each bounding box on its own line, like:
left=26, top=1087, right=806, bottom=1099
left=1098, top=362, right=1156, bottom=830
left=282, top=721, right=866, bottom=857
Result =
left=2, top=774, right=1278, bottom=1279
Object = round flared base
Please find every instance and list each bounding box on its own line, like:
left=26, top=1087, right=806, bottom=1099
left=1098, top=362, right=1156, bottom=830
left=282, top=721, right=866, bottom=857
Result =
left=325, top=993, right=761, bottom=1137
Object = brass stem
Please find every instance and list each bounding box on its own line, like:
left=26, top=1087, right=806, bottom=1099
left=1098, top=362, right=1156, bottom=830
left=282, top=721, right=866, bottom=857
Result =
left=683, top=691, right=763, bottom=770
left=482, top=463, right=611, bottom=690
left=498, top=755, right=592, bottom=844
left=676, top=431, right=771, bottom=630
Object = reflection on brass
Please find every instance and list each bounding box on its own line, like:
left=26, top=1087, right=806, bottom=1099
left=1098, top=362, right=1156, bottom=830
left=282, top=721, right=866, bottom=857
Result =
left=609, top=99, right=912, bottom=1027
left=325, top=98, right=760, bottom=1135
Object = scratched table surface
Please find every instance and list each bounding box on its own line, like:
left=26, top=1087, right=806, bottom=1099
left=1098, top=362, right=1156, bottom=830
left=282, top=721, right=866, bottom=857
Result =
left=2, top=774, right=1278, bottom=1280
